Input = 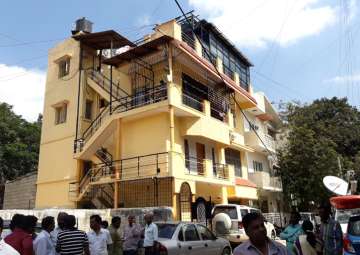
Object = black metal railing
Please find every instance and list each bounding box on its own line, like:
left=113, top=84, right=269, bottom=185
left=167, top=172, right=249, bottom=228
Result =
left=185, top=156, right=205, bottom=176
left=213, top=163, right=228, bottom=179
left=74, top=84, right=168, bottom=153
left=181, top=31, right=195, bottom=50
left=90, top=152, right=169, bottom=182
left=211, top=107, right=227, bottom=122
left=112, top=83, right=167, bottom=114
left=182, top=93, right=204, bottom=112
left=87, top=69, right=129, bottom=99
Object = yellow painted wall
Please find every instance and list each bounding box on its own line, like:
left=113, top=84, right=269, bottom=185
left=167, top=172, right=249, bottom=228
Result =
left=36, top=38, right=82, bottom=208
left=121, top=113, right=170, bottom=158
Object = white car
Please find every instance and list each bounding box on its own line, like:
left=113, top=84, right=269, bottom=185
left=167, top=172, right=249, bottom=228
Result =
left=155, top=222, right=231, bottom=255
left=211, top=204, right=276, bottom=246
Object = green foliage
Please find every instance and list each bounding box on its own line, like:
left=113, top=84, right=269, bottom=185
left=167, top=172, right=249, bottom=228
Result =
left=278, top=97, right=360, bottom=210
left=0, top=103, right=41, bottom=182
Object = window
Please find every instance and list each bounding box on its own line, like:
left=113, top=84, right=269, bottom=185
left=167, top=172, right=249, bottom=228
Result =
left=240, top=209, right=249, bottom=218
left=157, top=223, right=178, bottom=239
left=196, top=225, right=214, bottom=240
left=213, top=206, right=238, bottom=219
left=55, top=104, right=67, bottom=124
left=85, top=100, right=93, bottom=120
left=184, top=139, right=190, bottom=169
left=253, top=161, right=263, bottom=172
left=225, top=148, right=242, bottom=177
left=184, top=224, right=200, bottom=241
left=58, top=58, right=70, bottom=78
left=178, top=228, right=184, bottom=241
left=99, top=98, right=108, bottom=108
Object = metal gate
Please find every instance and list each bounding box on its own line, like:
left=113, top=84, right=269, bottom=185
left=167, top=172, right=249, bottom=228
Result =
left=179, top=182, right=192, bottom=221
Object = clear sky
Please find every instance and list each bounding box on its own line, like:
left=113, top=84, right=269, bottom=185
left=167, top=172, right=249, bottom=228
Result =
left=0, top=0, right=359, bottom=121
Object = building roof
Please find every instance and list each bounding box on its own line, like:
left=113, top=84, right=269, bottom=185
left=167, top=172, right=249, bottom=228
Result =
left=72, top=30, right=136, bottom=50
left=103, top=35, right=173, bottom=66
left=198, top=20, right=253, bottom=67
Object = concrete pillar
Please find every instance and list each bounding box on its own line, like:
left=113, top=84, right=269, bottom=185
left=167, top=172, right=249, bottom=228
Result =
left=234, top=72, right=240, bottom=86
left=217, top=146, right=226, bottom=164
left=221, top=186, right=228, bottom=204
left=114, top=119, right=122, bottom=209
left=169, top=106, right=175, bottom=176
left=195, top=37, right=202, bottom=56
left=216, top=57, right=223, bottom=74
left=227, top=111, right=234, bottom=128
left=204, top=100, right=211, bottom=116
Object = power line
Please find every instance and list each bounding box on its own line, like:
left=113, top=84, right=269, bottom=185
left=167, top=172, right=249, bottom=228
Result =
left=0, top=38, right=66, bottom=48
left=173, top=0, right=275, bottom=156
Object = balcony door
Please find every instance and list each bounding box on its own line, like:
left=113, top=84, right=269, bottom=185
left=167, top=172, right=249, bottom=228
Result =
left=225, top=148, right=242, bottom=177
left=196, top=143, right=205, bottom=175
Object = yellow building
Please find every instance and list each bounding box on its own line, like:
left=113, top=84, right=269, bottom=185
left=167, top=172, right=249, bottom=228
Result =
left=35, top=15, right=282, bottom=220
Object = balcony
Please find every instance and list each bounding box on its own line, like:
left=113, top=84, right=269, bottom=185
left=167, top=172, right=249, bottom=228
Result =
left=69, top=152, right=169, bottom=201
left=244, top=131, right=276, bottom=153
left=182, top=93, right=204, bottom=112
left=248, top=171, right=282, bottom=191
left=184, top=156, right=231, bottom=181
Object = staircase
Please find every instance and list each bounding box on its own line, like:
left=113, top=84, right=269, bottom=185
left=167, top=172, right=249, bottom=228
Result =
left=75, top=82, right=168, bottom=153
left=95, top=147, right=113, bottom=166
left=87, top=69, right=129, bottom=100
left=90, top=184, right=114, bottom=209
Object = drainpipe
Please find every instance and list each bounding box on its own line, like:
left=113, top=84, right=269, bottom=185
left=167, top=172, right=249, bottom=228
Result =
left=75, top=42, right=83, bottom=152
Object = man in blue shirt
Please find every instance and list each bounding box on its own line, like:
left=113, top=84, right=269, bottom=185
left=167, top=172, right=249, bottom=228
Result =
left=234, top=212, right=290, bottom=255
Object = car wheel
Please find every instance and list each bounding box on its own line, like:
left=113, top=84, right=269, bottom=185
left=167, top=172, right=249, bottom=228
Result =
left=222, top=247, right=231, bottom=255
left=271, top=230, right=276, bottom=239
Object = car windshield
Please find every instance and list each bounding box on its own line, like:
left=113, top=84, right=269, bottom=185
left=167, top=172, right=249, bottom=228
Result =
left=336, top=209, right=360, bottom=224
left=348, top=217, right=360, bottom=236
left=213, top=206, right=238, bottom=219
left=156, top=223, right=178, bottom=239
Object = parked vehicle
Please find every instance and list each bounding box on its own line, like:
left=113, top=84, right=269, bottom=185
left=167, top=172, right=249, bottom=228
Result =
left=211, top=204, right=276, bottom=246
left=344, top=215, right=360, bottom=254
left=155, top=222, right=231, bottom=255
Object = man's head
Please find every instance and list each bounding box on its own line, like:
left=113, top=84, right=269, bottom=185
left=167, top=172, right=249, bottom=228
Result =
left=24, top=215, right=38, bottom=234
left=112, top=216, right=121, bottom=229
left=10, top=214, right=25, bottom=231
left=128, top=215, right=135, bottom=226
left=144, top=213, right=153, bottom=225
left=318, top=201, right=332, bottom=222
left=64, top=215, right=76, bottom=230
left=57, top=212, right=68, bottom=230
left=243, top=212, right=267, bottom=244
left=42, top=216, right=55, bottom=233
left=0, top=217, right=3, bottom=234
left=90, top=215, right=102, bottom=232
left=289, top=211, right=301, bottom=225
left=101, top=220, right=109, bottom=229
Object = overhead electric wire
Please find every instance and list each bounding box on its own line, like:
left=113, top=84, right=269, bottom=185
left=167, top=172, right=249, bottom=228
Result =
left=174, top=0, right=275, bottom=156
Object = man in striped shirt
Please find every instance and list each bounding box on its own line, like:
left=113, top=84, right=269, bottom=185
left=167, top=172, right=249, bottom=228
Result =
left=56, top=215, right=90, bottom=255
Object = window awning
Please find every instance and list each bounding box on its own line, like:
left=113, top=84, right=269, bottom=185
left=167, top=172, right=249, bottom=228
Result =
left=72, top=30, right=136, bottom=50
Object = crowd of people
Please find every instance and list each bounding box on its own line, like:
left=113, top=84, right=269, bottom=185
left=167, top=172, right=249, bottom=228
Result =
left=0, top=212, right=159, bottom=255
left=234, top=201, right=343, bottom=255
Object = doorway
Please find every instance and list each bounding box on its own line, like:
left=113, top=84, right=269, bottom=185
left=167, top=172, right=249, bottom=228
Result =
left=196, top=143, right=205, bottom=175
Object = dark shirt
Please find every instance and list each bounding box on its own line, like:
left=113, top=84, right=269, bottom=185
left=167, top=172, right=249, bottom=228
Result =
left=4, top=228, right=33, bottom=255
left=56, top=229, right=89, bottom=255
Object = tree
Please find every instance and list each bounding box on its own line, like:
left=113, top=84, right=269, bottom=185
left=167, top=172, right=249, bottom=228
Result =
left=277, top=97, right=360, bottom=210
left=0, top=103, right=41, bottom=181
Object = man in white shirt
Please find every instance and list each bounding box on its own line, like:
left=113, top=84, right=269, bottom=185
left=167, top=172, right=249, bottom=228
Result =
left=33, top=216, right=56, bottom=255
left=143, top=213, right=158, bottom=255
left=87, top=215, right=113, bottom=255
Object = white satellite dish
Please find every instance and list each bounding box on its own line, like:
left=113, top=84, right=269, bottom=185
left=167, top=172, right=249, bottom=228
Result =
left=323, top=176, right=349, bottom=196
